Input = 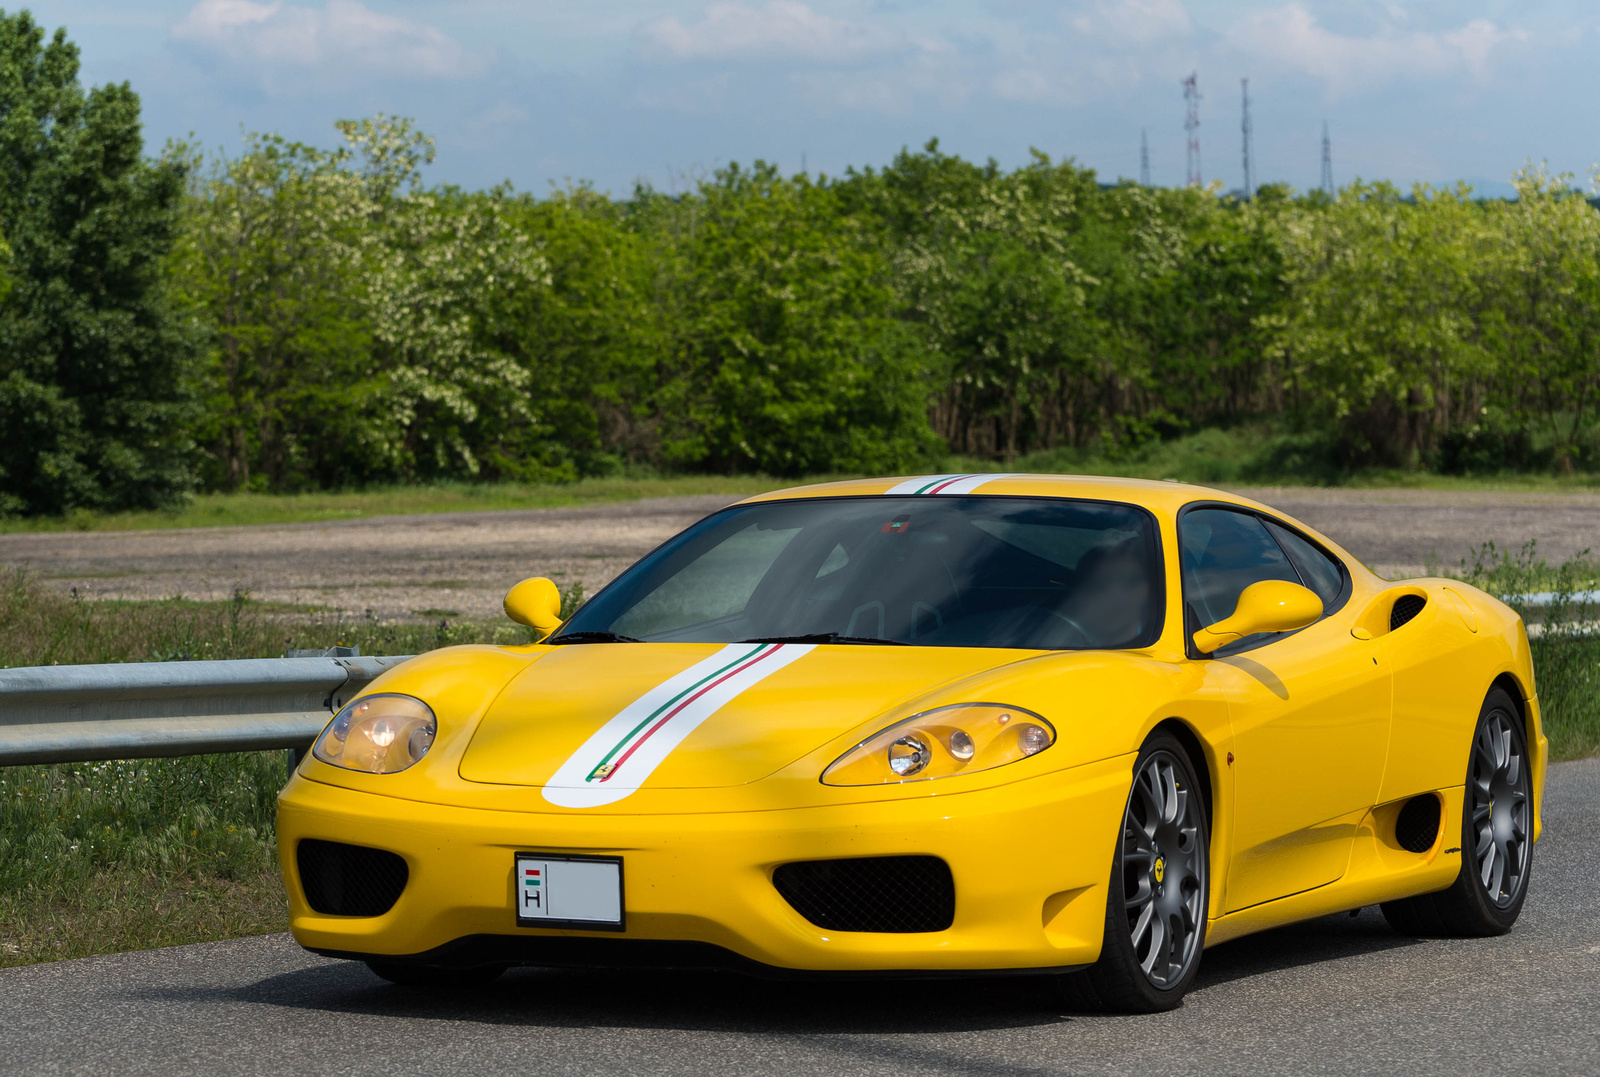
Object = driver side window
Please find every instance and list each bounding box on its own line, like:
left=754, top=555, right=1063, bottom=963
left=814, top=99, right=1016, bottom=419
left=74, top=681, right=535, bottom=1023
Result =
left=1180, top=508, right=1304, bottom=653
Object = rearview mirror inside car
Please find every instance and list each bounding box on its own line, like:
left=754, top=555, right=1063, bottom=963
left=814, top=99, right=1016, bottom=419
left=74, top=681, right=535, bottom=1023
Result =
left=1193, top=580, right=1323, bottom=655
left=504, top=577, right=564, bottom=640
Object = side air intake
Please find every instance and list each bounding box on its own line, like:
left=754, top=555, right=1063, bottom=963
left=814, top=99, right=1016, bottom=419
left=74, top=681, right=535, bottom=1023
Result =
left=298, top=839, right=409, bottom=916
left=1395, top=795, right=1441, bottom=854
left=1390, top=594, right=1427, bottom=631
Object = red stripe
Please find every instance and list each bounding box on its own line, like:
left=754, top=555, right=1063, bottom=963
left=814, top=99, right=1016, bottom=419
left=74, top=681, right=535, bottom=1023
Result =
left=600, top=646, right=782, bottom=783
left=924, top=475, right=969, bottom=495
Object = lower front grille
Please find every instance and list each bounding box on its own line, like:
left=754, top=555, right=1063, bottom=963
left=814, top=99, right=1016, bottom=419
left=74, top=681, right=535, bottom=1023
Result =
left=773, top=856, right=955, bottom=933
left=297, top=839, right=409, bottom=917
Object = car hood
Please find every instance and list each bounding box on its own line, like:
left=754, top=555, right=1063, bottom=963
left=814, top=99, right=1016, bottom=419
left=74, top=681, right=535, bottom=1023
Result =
left=457, top=642, right=1034, bottom=802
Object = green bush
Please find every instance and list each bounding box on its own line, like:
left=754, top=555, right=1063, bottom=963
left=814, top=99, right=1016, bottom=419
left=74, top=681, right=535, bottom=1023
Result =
left=1448, top=543, right=1600, bottom=760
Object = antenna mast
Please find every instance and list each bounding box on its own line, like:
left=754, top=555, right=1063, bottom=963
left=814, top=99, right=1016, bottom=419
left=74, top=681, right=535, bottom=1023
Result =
left=1140, top=128, right=1151, bottom=186
left=1183, top=73, right=1201, bottom=187
left=1320, top=121, right=1334, bottom=195
left=1240, top=78, right=1253, bottom=200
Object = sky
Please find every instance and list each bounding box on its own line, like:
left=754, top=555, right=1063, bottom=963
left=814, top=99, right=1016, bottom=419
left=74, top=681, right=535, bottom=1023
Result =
left=16, top=1, right=1599, bottom=198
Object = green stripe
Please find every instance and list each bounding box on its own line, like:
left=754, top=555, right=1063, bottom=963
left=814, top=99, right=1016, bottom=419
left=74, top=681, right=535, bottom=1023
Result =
left=585, top=643, right=772, bottom=782
left=911, top=474, right=967, bottom=494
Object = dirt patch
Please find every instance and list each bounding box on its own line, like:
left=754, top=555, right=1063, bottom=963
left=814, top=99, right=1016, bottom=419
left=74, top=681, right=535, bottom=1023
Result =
left=3, top=487, right=1596, bottom=622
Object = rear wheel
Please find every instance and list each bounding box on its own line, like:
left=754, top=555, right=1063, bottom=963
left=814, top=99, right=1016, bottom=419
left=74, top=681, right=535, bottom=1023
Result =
left=365, top=960, right=505, bottom=987
left=1381, top=687, right=1532, bottom=937
left=1062, top=731, right=1210, bottom=1013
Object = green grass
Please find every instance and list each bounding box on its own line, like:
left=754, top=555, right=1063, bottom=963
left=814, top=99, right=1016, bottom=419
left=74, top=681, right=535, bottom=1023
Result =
left=1442, top=543, right=1600, bottom=761
left=0, top=474, right=808, bottom=534
left=0, top=753, right=290, bottom=967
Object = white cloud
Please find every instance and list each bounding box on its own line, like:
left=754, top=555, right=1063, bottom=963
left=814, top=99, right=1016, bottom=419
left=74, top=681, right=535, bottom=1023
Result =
left=638, top=1, right=898, bottom=63
left=172, top=0, right=476, bottom=79
left=1066, top=0, right=1194, bottom=48
left=1225, top=4, right=1523, bottom=95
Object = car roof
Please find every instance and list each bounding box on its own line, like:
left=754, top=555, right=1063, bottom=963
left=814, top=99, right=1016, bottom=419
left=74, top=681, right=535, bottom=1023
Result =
left=738, top=474, right=1275, bottom=518
left=738, top=473, right=1380, bottom=589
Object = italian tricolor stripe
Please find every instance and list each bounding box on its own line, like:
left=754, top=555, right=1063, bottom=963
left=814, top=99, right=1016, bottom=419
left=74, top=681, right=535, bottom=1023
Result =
left=884, top=474, right=1018, bottom=495
left=542, top=642, right=816, bottom=808
left=584, top=642, right=779, bottom=783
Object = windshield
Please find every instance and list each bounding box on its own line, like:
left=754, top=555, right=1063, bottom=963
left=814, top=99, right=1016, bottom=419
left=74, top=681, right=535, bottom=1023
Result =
left=555, top=496, right=1165, bottom=650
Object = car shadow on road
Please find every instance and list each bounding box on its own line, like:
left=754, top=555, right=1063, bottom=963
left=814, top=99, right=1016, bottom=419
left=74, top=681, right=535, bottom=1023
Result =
left=146, top=960, right=1070, bottom=1035
left=132, top=909, right=1422, bottom=1038
left=1193, top=907, right=1423, bottom=991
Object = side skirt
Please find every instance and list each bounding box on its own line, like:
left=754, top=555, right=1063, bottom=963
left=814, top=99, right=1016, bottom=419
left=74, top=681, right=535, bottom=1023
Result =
left=1205, top=785, right=1465, bottom=947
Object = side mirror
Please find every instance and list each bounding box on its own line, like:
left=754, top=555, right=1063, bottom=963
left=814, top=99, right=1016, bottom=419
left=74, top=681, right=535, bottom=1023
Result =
left=504, top=577, right=564, bottom=640
left=1192, top=580, right=1322, bottom=655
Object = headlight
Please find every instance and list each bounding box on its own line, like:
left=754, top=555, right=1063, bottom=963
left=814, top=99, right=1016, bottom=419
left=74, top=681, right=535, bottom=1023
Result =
left=312, top=693, right=436, bottom=774
left=822, top=703, right=1054, bottom=786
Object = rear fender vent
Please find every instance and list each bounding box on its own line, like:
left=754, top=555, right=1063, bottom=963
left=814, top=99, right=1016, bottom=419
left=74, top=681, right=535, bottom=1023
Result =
left=1395, top=795, right=1442, bottom=853
left=773, top=856, right=955, bottom=933
left=298, top=839, right=408, bottom=916
left=1390, top=594, right=1427, bottom=631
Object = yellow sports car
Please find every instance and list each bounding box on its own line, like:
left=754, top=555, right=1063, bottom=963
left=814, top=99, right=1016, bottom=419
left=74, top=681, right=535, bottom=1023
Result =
left=278, top=475, right=1543, bottom=1011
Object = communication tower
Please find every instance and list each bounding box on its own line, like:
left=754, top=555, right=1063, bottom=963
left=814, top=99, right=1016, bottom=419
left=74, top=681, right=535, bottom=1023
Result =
left=1240, top=78, right=1254, bottom=200
left=1320, top=121, right=1334, bottom=195
left=1140, top=129, right=1151, bottom=186
left=1183, top=73, right=1201, bottom=187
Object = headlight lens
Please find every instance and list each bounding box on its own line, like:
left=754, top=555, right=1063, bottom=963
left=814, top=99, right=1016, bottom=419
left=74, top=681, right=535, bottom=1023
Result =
left=312, top=693, right=436, bottom=774
left=822, top=703, right=1054, bottom=786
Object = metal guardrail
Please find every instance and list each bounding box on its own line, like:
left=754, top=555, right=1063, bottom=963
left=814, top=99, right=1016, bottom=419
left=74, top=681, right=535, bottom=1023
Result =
left=0, top=655, right=414, bottom=766
left=0, top=590, right=1590, bottom=767
left=1513, top=591, right=1600, bottom=607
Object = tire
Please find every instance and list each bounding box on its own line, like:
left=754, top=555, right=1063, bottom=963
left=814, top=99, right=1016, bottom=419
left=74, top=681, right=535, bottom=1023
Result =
left=365, top=960, right=505, bottom=987
left=1061, top=731, right=1210, bottom=1013
left=1381, top=687, right=1533, bottom=937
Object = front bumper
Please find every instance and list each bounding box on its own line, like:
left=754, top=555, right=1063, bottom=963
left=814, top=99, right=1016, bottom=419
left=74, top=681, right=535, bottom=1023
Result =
left=277, top=753, right=1132, bottom=974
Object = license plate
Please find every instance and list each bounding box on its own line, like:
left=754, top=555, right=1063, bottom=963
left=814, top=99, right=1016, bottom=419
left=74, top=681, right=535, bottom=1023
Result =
left=514, top=853, right=624, bottom=930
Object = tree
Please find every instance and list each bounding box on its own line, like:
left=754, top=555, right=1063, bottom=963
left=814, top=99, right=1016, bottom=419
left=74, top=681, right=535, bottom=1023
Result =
left=171, top=116, right=550, bottom=490
left=0, top=11, right=197, bottom=515
left=171, top=131, right=371, bottom=490
left=638, top=163, right=935, bottom=475
left=1482, top=167, right=1600, bottom=470
left=1270, top=181, right=1495, bottom=467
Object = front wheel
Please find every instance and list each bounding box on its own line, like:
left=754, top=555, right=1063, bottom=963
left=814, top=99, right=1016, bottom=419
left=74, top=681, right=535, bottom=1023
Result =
left=1061, top=731, right=1210, bottom=1013
left=1381, top=686, right=1533, bottom=937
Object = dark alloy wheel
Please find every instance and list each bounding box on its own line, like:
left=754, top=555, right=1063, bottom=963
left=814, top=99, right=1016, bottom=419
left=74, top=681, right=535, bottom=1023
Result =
left=1381, top=686, right=1533, bottom=937
left=1062, top=731, right=1210, bottom=1012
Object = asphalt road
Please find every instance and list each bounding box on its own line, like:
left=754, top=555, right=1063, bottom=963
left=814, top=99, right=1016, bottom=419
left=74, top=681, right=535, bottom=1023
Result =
left=3, top=757, right=1597, bottom=1077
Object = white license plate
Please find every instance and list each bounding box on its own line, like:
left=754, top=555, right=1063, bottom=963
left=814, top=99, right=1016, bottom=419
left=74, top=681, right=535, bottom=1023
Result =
left=514, top=854, right=624, bottom=930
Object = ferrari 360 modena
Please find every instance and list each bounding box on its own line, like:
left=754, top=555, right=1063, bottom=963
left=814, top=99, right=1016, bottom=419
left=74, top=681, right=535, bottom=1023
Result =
left=278, top=475, right=1542, bottom=1011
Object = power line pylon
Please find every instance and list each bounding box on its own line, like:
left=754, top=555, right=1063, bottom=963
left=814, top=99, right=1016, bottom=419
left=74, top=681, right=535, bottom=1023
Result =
left=1140, top=128, right=1151, bottom=186
left=1240, top=77, right=1253, bottom=200
left=1320, top=120, right=1334, bottom=196
left=1183, top=73, right=1201, bottom=187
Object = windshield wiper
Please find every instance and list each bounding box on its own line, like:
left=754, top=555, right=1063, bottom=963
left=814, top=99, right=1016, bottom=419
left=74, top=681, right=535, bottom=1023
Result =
left=739, top=633, right=907, bottom=646
left=546, top=631, right=642, bottom=645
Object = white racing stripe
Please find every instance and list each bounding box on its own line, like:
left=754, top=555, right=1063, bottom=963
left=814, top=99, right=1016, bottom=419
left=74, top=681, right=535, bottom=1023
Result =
left=542, top=642, right=815, bottom=808
left=884, top=474, right=1020, bottom=495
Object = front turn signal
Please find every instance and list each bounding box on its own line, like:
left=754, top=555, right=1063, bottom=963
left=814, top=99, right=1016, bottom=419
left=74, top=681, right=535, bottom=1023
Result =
left=822, top=703, right=1054, bottom=786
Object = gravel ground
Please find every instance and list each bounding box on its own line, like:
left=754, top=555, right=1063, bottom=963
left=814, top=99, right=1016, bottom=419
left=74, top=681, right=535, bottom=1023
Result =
left=2, top=486, right=1598, bottom=622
